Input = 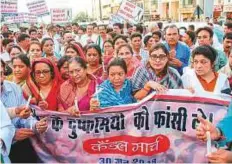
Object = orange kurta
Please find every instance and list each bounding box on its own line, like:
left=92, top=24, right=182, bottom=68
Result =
left=197, top=73, right=218, bottom=92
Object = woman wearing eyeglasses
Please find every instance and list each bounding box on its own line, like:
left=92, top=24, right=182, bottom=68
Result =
left=182, top=45, right=230, bottom=94
left=132, top=43, right=183, bottom=100
left=22, top=58, right=62, bottom=111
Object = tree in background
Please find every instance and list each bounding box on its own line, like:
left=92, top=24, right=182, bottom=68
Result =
left=73, top=12, right=93, bottom=23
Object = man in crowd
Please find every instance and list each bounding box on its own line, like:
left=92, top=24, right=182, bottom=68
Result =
left=224, top=22, right=232, bottom=34
left=60, top=31, right=74, bottom=56
left=72, top=23, right=79, bottom=35
left=29, top=29, right=38, bottom=40
left=1, top=38, right=14, bottom=63
left=182, top=31, right=196, bottom=51
left=80, top=23, right=98, bottom=47
left=96, top=25, right=107, bottom=52
left=152, top=31, right=162, bottom=44
left=223, top=32, right=232, bottom=57
left=113, top=23, right=123, bottom=34
left=130, top=32, right=149, bottom=64
left=43, top=24, right=61, bottom=55
left=164, top=25, right=191, bottom=75
left=37, top=27, right=43, bottom=42
left=196, top=26, right=227, bottom=71
left=17, top=33, right=30, bottom=54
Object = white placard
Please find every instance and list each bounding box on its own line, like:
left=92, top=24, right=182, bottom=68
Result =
left=117, top=0, right=144, bottom=25
left=51, top=8, right=72, bottom=24
left=1, top=0, right=17, bottom=13
left=26, top=0, right=49, bottom=17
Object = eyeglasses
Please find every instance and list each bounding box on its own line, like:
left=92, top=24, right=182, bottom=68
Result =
left=150, top=55, right=167, bottom=61
left=34, top=70, right=51, bottom=76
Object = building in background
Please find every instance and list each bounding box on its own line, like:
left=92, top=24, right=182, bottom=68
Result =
left=132, top=0, right=159, bottom=21
left=213, top=0, right=223, bottom=19
left=179, top=0, right=196, bottom=21
left=224, top=0, right=232, bottom=19
left=159, top=0, right=179, bottom=21
left=102, top=0, right=112, bottom=19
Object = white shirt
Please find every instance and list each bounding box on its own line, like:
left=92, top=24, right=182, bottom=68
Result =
left=181, top=68, right=230, bottom=94
left=0, top=100, right=15, bottom=163
left=80, top=34, right=98, bottom=47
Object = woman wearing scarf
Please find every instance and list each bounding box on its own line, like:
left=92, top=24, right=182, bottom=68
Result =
left=132, top=43, right=183, bottom=100
left=85, top=44, right=104, bottom=79
left=57, top=57, right=102, bottom=116
left=64, top=43, right=86, bottom=60
left=102, top=40, right=114, bottom=66
left=90, top=58, right=135, bottom=109
left=22, top=58, right=62, bottom=111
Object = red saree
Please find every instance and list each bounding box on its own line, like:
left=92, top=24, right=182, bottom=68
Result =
left=22, top=58, right=62, bottom=111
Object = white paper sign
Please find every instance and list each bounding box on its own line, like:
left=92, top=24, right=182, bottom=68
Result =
left=51, top=8, right=72, bottom=24
left=26, top=0, right=49, bottom=17
left=4, top=13, right=37, bottom=23
left=1, top=0, right=17, bottom=13
left=117, top=0, right=143, bottom=25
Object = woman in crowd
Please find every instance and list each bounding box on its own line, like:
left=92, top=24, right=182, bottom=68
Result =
left=41, top=38, right=61, bottom=63
left=116, top=44, right=140, bottom=78
left=103, top=40, right=114, bottom=65
left=9, top=45, right=22, bottom=59
left=143, top=35, right=155, bottom=51
left=28, top=41, right=42, bottom=63
left=113, top=34, right=128, bottom=51
left=85, top=44, right=104, bottom=79
left=182, top=45, right=230, bottom=94
left=57, top=56, right=71, bottom=81
left=64, top=43, right=86, bottom=59
left=58, top=57, right=101, bottom=115
left=132, top=43, right=183, bottom=100
left=7, top=54, right=30, bottom=87
left=22, top=58, right=62, bottom=111
left=90, top=58, right=135, bottom=109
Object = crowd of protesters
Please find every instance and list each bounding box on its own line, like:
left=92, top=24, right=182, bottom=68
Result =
left=1, top=18, right=232, bottom=163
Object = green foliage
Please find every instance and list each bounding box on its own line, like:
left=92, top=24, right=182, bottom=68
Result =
left=73, top=12, right=93, bottom=23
